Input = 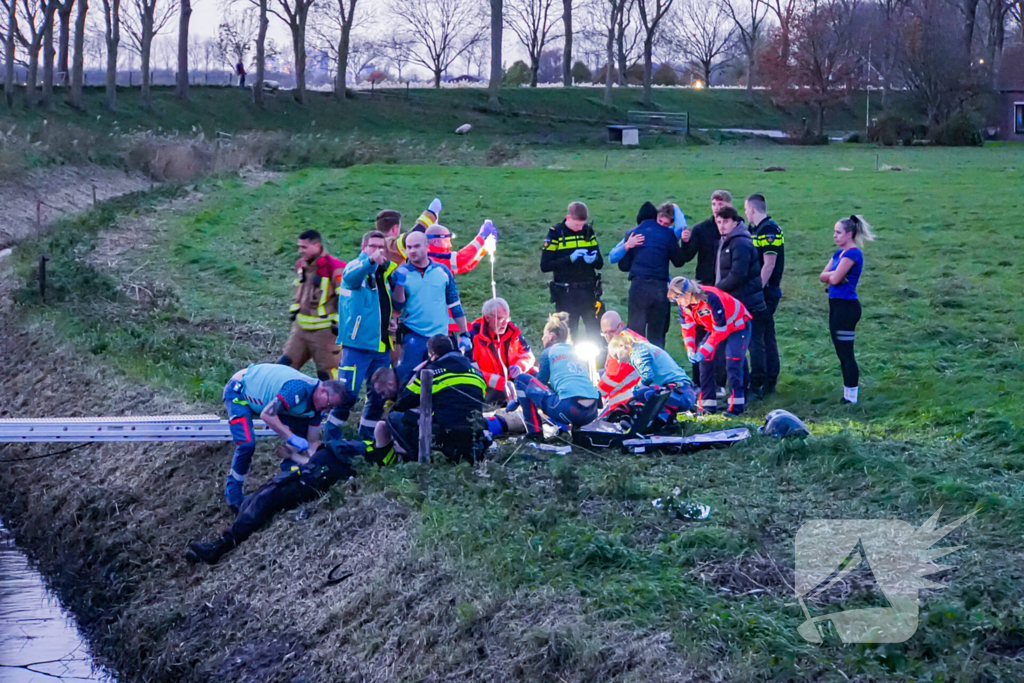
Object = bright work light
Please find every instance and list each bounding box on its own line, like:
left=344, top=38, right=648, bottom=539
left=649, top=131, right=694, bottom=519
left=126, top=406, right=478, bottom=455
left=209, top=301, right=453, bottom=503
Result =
left=485, top=235, right=497, bottom=298
left=575, top=341, right=601, bottom=385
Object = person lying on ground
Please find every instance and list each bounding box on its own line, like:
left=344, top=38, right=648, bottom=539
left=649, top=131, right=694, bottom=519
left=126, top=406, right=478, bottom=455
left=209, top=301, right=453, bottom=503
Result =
left=374, top=335, right=488, bottom=463
left=468, top=297, right=536, bottom=407
left=668, top=277, right=751, bottom=417
left=509, top=313, right=601, bottom=440
left=186, top=436, right=402, bottom=566
left=607, top=332, right=696, bottom=429
left=222, top=364, right=346, bottom=512
left=596, top=310, right=645, bottom=416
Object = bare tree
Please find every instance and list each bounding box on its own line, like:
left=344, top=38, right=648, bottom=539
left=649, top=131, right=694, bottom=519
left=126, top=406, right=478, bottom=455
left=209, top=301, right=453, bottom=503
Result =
left=898, top=0, right=973, bottom=124
left=791, top=0, right=862, bottom=134
left=201, top=34, right=216, bottom=80
left=673, top=0, right=733, bottom=86
left=122, top=0, right=176, bottom=108
left=254, top=0, right=267, bottom=104
left=488, top=0, right=500, bottom=102
left=54, top=0, right=72, bottom=82
left=10, top=0, right=55, bottom=104
left=636, top=0, right=673, bottom=104
left=762, top=0, right=801, bottom=64
left=392, top=0, right=485, bottom=88
left=506, top=0, right=561, bottom=86
left=68, top=0, right=86, bottom=105
left=101, top=0, right=121, bottom=109
left=561, top=0, right=571, bottom=84
left=308, top=0, right=359, bottom=96
left=382, top=33, right=413, bottom=80
left=342, top=34, right=376, bottom=82
left=266, top=0, right=315, bottom=102
left=720, top=0, right=768, bottom=91
left=602, top=0, right=627, bottom=102
left=3, top=0, right=16, bottom=106
left=217, top=5, right=257, bottom=68
left=175, top=0, right=192, bottom=98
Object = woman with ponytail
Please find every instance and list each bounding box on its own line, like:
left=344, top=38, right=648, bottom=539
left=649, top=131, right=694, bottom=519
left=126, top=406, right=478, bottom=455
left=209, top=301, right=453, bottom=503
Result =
left=820, top=215, right=875, bottom=404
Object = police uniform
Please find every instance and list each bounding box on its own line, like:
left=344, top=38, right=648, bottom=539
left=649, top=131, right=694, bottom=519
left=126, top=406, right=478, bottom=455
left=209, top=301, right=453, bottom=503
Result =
left=540, top=222, right=604, bottom=340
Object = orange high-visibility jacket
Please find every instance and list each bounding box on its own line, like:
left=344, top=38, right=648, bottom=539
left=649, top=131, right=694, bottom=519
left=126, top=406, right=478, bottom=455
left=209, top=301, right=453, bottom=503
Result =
left=597, top=327, right=646, bottom=411
left=679, top=286, right=751, bottom=358
left=468, top=317, right=536, bottom=393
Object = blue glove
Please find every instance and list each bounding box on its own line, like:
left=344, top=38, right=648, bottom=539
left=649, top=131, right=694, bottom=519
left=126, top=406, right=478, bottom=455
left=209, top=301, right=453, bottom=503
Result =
left=286, top=435, right=310, bottom=452
left=688, top=351, right=704, bottom=364
left=582, top=250, right=598, bottom=264
left=570, top=248, right=589, bottom=262
left=508, top=365, right=522, bottom=380
left=428, top=198, right=442, bottom=215
left=458, top=334, right=473, bottom=355
left=478, top=219, right=498, bottom=241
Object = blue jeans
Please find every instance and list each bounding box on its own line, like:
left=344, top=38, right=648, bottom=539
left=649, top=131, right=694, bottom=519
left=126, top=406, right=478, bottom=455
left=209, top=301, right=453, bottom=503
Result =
left=634, top=383, right=697, bottom=423
left=395, top=330, right=430, bottom=387
left=328, top=347, right=392, bottom=440
left=698, top=326, right=751, bottom=414
left=514, top=375, right=600, bottom=435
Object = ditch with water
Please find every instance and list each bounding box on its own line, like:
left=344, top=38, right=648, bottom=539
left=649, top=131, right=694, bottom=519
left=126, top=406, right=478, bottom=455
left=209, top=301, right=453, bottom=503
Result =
left=0, top=520, right=115, bottom=683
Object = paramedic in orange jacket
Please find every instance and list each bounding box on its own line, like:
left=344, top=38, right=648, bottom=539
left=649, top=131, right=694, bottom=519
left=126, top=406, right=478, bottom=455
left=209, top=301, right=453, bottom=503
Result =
left=279, top=229, right=346, bottom=381
left=596, top=310, right=645, bottom=415
left=427, top=219, right=499, bottom=334
left=668, top=276, right=752, bottom=416
left=467, top=297, right=536, bottom=406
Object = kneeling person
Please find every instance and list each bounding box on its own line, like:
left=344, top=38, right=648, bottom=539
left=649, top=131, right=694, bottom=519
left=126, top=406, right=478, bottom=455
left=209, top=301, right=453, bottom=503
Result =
left=222, top=364, right=345, bottom=510
left=376, top=335, right=487, bottom=463
left=469, top=297, right=536, bottom=407
left=515, top=313, right=601, bottom=437
left=607, top=332, right=696, bottom=428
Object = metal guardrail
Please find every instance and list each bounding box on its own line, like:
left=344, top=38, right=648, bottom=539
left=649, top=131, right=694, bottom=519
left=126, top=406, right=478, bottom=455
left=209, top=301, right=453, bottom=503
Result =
left=0, top=415, right=275, bottom=443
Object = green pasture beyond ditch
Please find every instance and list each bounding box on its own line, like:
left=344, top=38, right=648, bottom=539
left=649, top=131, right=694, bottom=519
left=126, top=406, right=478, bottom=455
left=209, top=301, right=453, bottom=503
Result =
left=13, top=144, right=1024, bottom=681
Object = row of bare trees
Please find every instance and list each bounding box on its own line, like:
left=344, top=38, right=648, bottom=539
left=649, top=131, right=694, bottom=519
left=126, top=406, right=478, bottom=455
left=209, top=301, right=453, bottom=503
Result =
left=3, top=0, right=1022, bottom=113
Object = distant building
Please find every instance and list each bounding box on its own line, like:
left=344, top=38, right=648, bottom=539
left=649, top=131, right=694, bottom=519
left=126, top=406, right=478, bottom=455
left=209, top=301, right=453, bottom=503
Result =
left=995, top=44, right=1024, bottom=141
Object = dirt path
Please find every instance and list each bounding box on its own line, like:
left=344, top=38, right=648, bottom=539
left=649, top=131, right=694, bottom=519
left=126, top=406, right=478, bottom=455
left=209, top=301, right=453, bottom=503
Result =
left=0, top=165, right=151, bottom=249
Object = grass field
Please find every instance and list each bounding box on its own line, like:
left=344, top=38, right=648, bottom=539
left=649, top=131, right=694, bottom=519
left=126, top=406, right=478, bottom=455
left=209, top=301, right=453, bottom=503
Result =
left=9, top=144, right=1024, bottom=681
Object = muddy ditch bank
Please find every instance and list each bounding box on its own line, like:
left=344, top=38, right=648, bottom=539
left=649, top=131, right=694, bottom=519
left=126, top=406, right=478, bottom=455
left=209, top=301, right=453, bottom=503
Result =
left=0, top=315, right=694, bottom=682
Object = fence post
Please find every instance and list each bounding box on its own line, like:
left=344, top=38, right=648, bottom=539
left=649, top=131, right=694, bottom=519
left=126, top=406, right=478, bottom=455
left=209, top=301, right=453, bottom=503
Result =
left=417, top=369, right=432, bottom=463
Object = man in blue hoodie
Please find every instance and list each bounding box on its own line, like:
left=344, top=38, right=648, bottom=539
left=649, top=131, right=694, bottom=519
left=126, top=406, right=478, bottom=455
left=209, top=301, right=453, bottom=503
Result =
left=328, top=230, right=398, bottom=440
left=616, top=201, right=686, bottom=348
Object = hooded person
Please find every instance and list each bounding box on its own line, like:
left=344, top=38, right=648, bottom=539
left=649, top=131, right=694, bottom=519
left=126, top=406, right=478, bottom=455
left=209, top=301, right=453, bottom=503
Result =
left=615, top=201, right=687, bottom=348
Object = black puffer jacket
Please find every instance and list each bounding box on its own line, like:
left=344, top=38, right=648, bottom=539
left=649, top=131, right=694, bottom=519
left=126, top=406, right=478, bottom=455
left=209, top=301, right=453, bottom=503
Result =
left=715, top=222, right=766, bottom=313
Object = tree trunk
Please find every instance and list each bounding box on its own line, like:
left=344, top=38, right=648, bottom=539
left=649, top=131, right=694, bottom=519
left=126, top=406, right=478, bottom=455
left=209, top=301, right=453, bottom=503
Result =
left=702, top=60, right=711, bottom=88
left=530, top=57, right=538, bottom=87
left=43, top=1, right=56, bottom=105
left=642, top=35, right=652, bottom=106
left=4, top=2, right=15, bottom=108
left=290, top=22, right=306, bottom=103
left=604, top=12, right=616, bottom=105
left=335, top=33, right=348, bottom=98
left=176, top=0, right=191, bottom=99
left=962, top=0, right=979, bottom=57
left=433, top=67, right=441, bottom=88
left=69, top=0, right=86, bottom=107
left=746, top=49, right=756, bottom=93
left=488, top=0, right=502, bottom=104
left=816, top=103, right=824, bottom=136
left=28, top=43, right=39, bottom=106
left=140, top=17, right=152, bottom=109
left=616, top=18, right=626, bottom=85
left=57, top=0, right=72, bottom=83
left=253, top=0, right=267, bottom=107
left=104, top=0, right=120, bottom=111
left=561, top=0, right=571, bottom=86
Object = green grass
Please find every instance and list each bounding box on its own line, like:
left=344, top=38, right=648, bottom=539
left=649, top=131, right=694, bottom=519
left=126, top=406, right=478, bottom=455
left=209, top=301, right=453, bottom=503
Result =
left=12, top=144, right=1024, bottom=680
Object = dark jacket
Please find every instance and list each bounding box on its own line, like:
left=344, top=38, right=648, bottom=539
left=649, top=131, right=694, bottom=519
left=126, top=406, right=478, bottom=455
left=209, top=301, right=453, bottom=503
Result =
left=540, top=222, right=603, bottom=284
left=715, top=222, right=766, bottom=312
left=752, top=216, right=785, bottom=292
left=395, top=351, right=486, bottom=429
left=680, top=215, right=720, bottom=286
left=617, top=203, right=686, bottom=282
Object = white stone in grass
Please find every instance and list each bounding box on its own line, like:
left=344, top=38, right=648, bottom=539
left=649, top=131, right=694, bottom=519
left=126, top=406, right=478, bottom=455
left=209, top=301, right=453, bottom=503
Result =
left=455, top=124, right=472, bottom=135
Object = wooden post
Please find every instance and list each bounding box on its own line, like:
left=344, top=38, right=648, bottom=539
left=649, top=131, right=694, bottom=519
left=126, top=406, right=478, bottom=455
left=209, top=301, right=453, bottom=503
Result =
left=417, top=369, right=432, bottom=463
left=39, top=255, right=48, bottom=301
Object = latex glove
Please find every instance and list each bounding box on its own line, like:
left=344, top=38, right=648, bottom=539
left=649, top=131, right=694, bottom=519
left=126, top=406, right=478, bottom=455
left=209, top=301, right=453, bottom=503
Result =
left=582, top=250, right=598, bottom=264
left=286, top=434, right=310, bottom=452
left=569, top=248, right=589, bottom=262
left=478, top=219, right=498, bottom=242
left=428, top=198, right=442, bottom=215
left=688, top=351, right=704, bottom=364
left=458, top=334, right=474, bottom=356
left=508, top=365, right=522, bottom=380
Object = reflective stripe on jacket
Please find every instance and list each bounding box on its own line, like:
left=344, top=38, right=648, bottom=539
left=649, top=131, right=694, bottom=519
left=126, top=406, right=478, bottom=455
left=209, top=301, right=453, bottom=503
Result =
left=597, top=328, right=645, bottom=410
left=679, top=286, right=751, bottom=358
left=468, top=317, right=536, bottom=392
left=293, top=253, right=345, bottom=330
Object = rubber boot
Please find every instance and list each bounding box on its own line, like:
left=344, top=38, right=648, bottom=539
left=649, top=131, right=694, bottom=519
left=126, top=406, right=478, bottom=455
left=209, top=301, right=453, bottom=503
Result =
left=185, top=533, right=237, bottom=565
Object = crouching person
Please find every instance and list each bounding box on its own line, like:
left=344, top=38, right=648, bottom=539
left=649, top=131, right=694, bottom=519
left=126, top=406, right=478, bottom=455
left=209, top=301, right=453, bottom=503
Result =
left=668, top=277, right=751, bottom=416
left=375, top=335, right=489, bottom=463
left=514, top=313, right=601, bottom=439
left=607, top=332, right=696, bottom=429
left=222, top=363, right=346, bottom=512
left=469, top=297, right=536, bottom=407
left=186, top=438, right=396, bottom=565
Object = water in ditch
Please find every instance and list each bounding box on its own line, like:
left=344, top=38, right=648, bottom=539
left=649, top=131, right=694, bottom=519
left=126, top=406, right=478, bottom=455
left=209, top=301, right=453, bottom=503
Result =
left=0, top=521, right=115, bottom=683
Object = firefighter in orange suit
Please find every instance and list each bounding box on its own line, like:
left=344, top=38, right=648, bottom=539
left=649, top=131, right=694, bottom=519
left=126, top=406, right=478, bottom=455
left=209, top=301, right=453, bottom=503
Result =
left=279, top=229, right=346, bottom=381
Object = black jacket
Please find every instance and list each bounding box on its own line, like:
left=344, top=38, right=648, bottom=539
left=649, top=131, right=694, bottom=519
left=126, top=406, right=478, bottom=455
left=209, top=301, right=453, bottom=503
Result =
left=715, top=223, right=766, bottom=312
left=617, top=203, right=686, bottom=282
left=680, top=215, right=720, bottom=286
left=395, top=351, right=486, bottom=428
left=540, top=222, right=603, bottom=284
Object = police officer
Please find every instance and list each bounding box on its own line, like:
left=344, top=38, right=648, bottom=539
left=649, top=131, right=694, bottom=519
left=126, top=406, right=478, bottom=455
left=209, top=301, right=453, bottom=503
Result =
left=540, top=201, right=604, bottom=341
left=745, top=193, right=784, bottom=398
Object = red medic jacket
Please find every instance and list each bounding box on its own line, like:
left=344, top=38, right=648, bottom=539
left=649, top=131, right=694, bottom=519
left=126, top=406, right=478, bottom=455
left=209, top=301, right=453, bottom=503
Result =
left=468, top=317, right=536, bottom=393
left=678, top=286, right=751, bottom=358
left=597, top=327, right=646, bottom=412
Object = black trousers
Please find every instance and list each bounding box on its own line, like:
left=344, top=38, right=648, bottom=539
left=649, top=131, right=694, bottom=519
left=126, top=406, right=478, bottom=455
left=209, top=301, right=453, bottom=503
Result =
left=553, top=283, right=603, bottom=342
left=627, top=278, right=670, bottom=348
left=829, top=298, right=862, bottom=388
left=749, top=287, right=781, bottom=392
